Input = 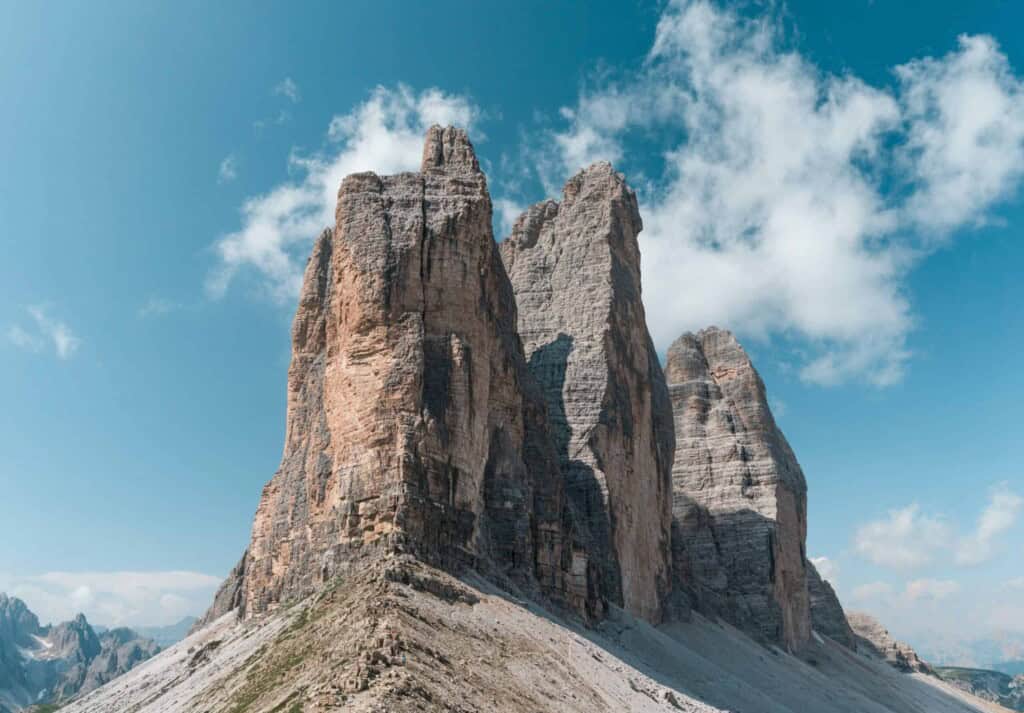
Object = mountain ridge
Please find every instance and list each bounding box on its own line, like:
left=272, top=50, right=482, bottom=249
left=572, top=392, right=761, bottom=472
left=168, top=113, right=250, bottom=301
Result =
left=64, top=126, right=1008, bottom=713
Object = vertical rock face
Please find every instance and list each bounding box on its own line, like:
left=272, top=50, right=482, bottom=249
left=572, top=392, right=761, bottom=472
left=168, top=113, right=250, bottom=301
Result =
left=665, top=327, right=810, bottom=651
left=235, top=127, right=597, bottom=619
left=807, top=561, right=857, bottom=649
left=499, top=163, right=674, bottom=623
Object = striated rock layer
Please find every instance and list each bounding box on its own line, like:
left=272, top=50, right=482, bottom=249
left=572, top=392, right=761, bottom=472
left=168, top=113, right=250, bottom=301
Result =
left=665, top=327, right=811, bottom=651
left=500, top=163, right=674, bottom=623
left=807, top=561, right=857, bottom=649
left=210, top=127, right=601, bottom=624
left=849, top=611, right=935, bottom=675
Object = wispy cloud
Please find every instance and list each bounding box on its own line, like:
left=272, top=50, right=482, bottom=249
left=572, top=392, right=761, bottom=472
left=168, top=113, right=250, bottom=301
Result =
left=137, top=297, right=182, bottom=318
left=218, top=154, right=238, bottom=184
left=274, top=77, right=301, bottom=103
left=854, top=484, right=1022, bottom=569
left=850, top=581, right=894, bottom=602
left=538, top=0, right=1024, bottom=385
left=0, top=570, right=221, bottom=627
left=955, top=483, right=1024, bottom=565
left=211, top=84, right=479, bottom=300
left=254, top=109, right=291, bottom=133
left=854, top=504, right=951, bottom=569
left=7, top=306, right=80, bottom=359
left=904, top=578, right=961, bottom=602
left=810, top=556, right=839, bottom=587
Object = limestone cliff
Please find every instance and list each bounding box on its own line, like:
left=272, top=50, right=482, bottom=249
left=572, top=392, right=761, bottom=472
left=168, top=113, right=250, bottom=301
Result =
left=500, top=163, right=674, bottom=623
left=807, top=561, right=857, bottom=649
left=665, top=327, right=811, bottom=651
left=217, top=127, right=600, bottom=622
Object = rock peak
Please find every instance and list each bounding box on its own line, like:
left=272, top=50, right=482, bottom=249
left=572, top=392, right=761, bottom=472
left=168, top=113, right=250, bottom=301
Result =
left=420, top=125, right=480, bottom=174
left=206, top=126, right=600, bottom=623
left=500, top=162, right=673, bottom=623
left=666, top=327, right=810, bottom=651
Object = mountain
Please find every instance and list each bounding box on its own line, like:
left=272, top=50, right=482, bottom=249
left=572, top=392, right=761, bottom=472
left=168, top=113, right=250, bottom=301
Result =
left=935, top=668, right=1024, bottom=711
left=0, top=593, right=159, bottom=712
left=913, top=631, right=1024, bottom=671
left=61, top=126, right=1008, bottom=713
left=133, top=618, right=197, bottom=648
left=500, top=161, right=674, bottom=623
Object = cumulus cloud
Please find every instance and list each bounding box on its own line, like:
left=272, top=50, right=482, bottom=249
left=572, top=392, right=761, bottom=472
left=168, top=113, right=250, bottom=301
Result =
left=810, top=556, right=839, bottom=587
left=211, top=85, right=479, bottom=300
left=274, top=77, right=301, bottom=103
left=7, top=306, right=80, bottom=359
left=854, top=504, right=951, bottom=568
left=955, top=483, right=1024, bottom=565
left=0, top=570, right=221, bottom=627
left=854, top=484, right=1022, bottom=569
left=543, top=0, right=1024, bottom=385
left=218, top=155, right=238, bottom=184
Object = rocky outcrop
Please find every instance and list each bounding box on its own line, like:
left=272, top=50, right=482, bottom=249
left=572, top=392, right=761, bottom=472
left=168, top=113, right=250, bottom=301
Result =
left=807, top=562, right=856, bottom=649
left=0, top=594, right=158, bottom=711
left=499, top=162, right=674, bottom=623
left=849, top=611, right=934, bottom=675
left=665, top=327, right=810, bottom=652
left=229, top=126, right=600, bottom=622
left=934, top=667, right=1024, bottom=711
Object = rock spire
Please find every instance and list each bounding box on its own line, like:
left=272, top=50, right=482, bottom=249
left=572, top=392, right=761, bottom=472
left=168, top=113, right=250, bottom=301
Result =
left=500, top=162, right=675, bottom=623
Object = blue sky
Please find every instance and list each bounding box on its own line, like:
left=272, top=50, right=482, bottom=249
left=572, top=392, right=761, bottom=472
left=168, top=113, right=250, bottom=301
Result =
left=1, top=0, right=1021, bottom=651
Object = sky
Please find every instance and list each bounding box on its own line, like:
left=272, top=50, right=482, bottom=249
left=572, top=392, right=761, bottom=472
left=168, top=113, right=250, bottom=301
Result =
left=1, top=0, right=1021, bottom=654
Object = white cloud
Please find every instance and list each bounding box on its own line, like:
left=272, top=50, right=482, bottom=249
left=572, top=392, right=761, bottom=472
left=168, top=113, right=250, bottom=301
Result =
left=218, top=155, right=238, bottom=184
left=904, top=578, right=960, bottom=602
left=898, top=35, right=1024, bottom=232
left=853, top=504, right=952, bottom=568
left=955, top=483, right=1023, bottom=565
left=1007, top=577, right=1024, bottom=591
left=0, top=570, right=221, bottom=627
left=7, top=324, right=42, bottom=352
left=211, top=85, right=479, bottom=301
left=7, top=306, right=80, bottom=359
left=850, top=581, right=893, bottom=602
left=810, top=556, right=839, bottom=587
left=274, top=77, right=301, bottom=103
left=543, top=0, right=1024, bottom=385
left=493, top=197, right=526, bottom=240
left=854, top=484, right=1023, bottom=570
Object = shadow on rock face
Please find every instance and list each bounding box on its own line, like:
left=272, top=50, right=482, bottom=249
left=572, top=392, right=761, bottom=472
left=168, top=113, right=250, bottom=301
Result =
left=528, top=333, right=622, bottom=608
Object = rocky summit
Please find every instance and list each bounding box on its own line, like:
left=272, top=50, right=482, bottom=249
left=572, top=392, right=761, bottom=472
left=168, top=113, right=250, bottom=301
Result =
left=664, top=327, right=811, bottom=652
left=204, top=126, right=600, bottom=626
left=500, top=162, right=674, bottom=624
left=70, top=127, right=1010, bottom=713
left=0, top=594, right=158, bottom=712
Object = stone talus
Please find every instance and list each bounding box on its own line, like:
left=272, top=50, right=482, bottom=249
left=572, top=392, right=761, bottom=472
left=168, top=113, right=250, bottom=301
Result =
left=220, top=126, right=600, bottom=621
left=665, top=327, right=811, bottom=651
left=500, top=162, right=674, bottom=623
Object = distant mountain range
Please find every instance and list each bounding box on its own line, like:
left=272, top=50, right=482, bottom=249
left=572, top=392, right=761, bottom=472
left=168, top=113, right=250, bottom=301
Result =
left=133, top=617, right=197, bottom=648
left=913, top=631, right=1024, bottom=672
left=0, top=593, right=159, bottom=712
left=934, top=667, right=1024, bottom=711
